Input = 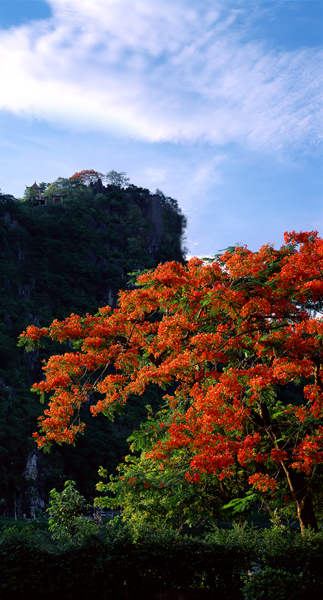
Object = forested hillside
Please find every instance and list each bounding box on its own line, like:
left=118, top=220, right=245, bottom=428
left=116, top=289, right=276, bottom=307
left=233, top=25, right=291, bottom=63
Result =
left=0, top=174, right=186, bottom=517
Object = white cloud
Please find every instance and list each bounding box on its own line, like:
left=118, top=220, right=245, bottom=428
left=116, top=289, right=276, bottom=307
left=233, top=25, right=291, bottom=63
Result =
left=143, top=167, right=167, bottom=187
left=0, top=0, right=321, bottom=151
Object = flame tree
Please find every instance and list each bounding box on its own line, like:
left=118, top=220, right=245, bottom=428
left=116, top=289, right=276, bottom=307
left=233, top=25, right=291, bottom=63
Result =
left=20, top=231, right=323, bottom=531
left=70, top=169, right=104, bottom=185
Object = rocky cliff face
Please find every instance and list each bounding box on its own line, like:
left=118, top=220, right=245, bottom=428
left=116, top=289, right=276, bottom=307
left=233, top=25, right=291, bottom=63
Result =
left=22, top=451, right=45, bottom=518
left=89, top=180, right=185, bottom=265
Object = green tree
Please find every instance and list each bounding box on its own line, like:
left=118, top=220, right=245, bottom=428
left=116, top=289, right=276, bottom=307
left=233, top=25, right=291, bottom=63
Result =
left=106, top=170, right=130, bottom=188
left=47, top=480, right=89, bottom=538
left=96, top=405, right=249, bottom=530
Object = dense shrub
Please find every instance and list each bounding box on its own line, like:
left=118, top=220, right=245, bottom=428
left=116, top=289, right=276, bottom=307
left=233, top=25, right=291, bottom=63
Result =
left=0, top=522, right=322, bottom=599
left=242, top=567, right=300, bottom=600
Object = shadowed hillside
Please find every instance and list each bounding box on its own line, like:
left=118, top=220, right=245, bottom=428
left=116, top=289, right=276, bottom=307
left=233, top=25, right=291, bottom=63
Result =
left=0, top=176, right=186, bottom=517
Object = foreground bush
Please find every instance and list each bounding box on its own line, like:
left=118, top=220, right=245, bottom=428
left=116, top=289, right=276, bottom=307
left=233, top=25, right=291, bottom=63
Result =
left=242, top=567, right=300, bottom=600
left=0, top=522, right=322, bottom=599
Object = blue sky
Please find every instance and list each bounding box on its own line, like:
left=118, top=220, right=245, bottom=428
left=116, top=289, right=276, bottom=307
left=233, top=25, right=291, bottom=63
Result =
left=0, top=0, right=322, bottom=256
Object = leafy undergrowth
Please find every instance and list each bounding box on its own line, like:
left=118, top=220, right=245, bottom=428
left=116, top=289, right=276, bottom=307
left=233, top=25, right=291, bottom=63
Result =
left=0, top=521, right=322, bottom=600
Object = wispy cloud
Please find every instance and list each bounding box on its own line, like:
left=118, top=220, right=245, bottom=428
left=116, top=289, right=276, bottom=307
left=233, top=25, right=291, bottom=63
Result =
left=0, top=0, right=321, bottom=151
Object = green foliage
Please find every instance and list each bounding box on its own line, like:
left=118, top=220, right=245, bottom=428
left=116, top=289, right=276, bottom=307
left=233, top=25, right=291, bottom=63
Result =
left=47, top=480, right=91, bottom=539
left=0, top=522, right=322, bottom=599
left=206, top=523, right=323, bottom=594
left=95, top=401, right=251, bottom=531
left=242, top=567, right=300, bottom=600
left=223, top=491, right=260, bottom=515
left=42, top=177, right=78, bottom=196
left=0, top=516, right=48, bottom=531
left=255, top=526, right=323, bottom=591
left=106, top=170, right=130, bottom=187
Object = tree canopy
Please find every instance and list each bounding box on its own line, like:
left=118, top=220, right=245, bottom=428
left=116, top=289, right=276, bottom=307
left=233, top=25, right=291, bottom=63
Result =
left=106, top=170, right=130, bottom=188
left=20, top=230, right=323, bottom=531
left=68, top=169, right=130, bottom=187
left=70, top=169, right=104, bottom=185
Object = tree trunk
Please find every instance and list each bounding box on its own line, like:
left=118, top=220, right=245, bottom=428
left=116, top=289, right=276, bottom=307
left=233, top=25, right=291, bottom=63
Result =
left=295, top=492, right=318, bottom=533
left=282, top=466, right=318, bottom=533
left=255, top=402, right=319, bottom=533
